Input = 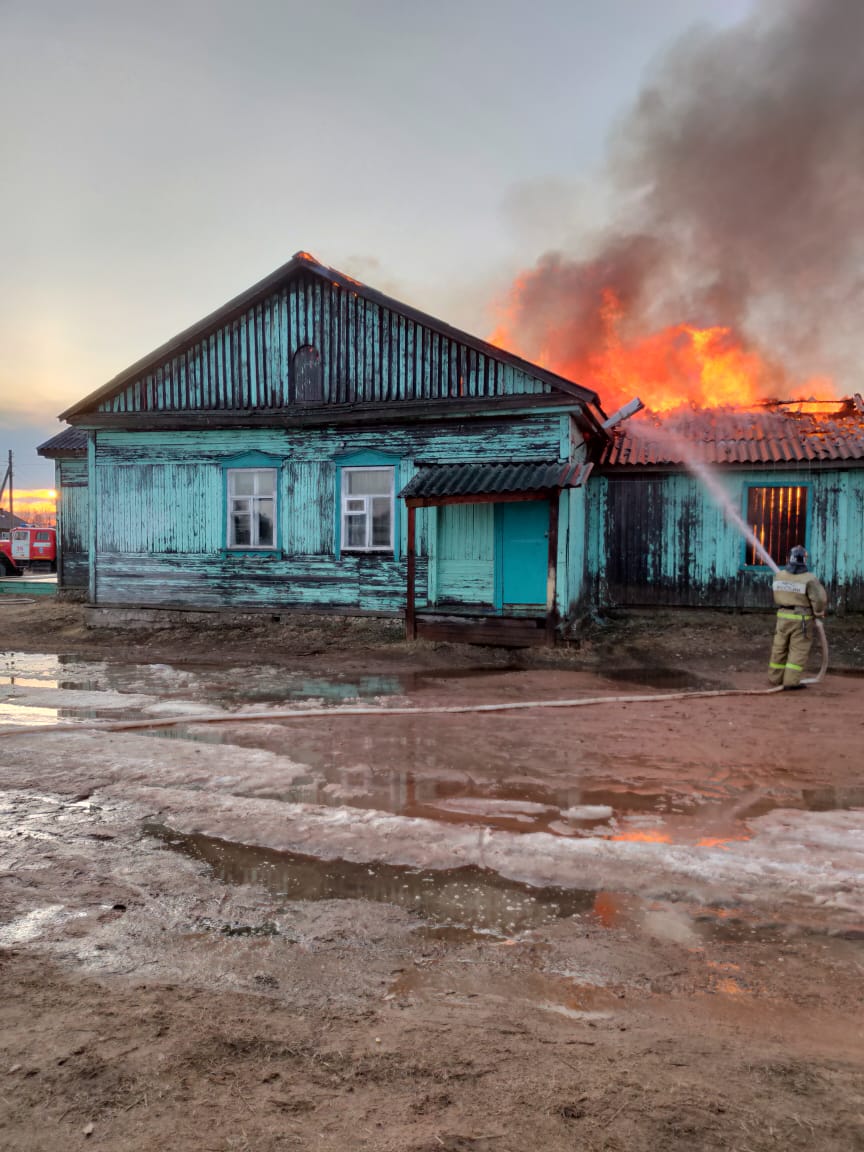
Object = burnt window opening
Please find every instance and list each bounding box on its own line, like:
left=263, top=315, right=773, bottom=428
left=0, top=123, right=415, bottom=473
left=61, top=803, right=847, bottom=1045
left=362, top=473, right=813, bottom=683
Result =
left=746, top=485, right=808, bottom=567
left=292, top=344, right=323, bottom=403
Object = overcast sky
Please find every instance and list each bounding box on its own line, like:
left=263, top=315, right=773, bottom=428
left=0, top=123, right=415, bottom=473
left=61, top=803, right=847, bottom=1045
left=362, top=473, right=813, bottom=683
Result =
left=1, top=0, right=755, bottom=489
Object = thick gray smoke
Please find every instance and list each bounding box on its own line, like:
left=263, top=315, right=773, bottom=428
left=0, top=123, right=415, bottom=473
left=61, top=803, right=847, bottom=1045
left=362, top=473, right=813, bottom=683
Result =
left=505, top=0, right=864, bottom=394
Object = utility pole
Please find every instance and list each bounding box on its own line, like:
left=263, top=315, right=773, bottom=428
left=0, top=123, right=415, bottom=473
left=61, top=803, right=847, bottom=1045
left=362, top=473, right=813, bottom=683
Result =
left=0, top=451, right=12, bottom=529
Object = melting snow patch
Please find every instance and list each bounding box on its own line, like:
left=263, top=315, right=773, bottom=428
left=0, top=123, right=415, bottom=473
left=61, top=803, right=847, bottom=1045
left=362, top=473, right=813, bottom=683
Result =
left=131, top=791, right=864, bottom=921
left=0, top=905, right=70, bottom=945
left=428, top=798, right=558, bottom=818
left=562, top=805, right=614, bottom=822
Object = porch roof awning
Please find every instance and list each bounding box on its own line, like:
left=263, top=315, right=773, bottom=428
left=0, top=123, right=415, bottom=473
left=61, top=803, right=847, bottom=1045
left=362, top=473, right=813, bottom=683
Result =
left=399, top=460, right=592, bottom=503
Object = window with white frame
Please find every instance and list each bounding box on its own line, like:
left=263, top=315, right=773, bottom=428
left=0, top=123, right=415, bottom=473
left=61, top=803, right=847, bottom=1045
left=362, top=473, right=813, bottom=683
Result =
left=341, top=466, right=394, bottom=552
left=227, top=468, right=277, bottom=548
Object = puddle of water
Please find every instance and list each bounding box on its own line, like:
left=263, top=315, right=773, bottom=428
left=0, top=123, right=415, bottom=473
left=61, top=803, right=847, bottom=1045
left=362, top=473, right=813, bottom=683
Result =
left=146, top=823, right=862, bottom=955
left=4, top=649, right=861, bottom=851
left=144, top=822, right=596, bottom=936
left=0, top=650, right=513, bottom=711
left=0, top=652, right=64, bottom=690
left=0, top=702, right=61, bottom=727
left=136, top=736, right=863, bottom=847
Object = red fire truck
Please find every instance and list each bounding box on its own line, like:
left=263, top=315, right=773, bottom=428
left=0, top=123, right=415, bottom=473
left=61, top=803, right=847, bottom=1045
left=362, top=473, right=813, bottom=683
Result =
left=0, top=534, right=19, bottom=575
left=0, top=526, right=57, bottom=574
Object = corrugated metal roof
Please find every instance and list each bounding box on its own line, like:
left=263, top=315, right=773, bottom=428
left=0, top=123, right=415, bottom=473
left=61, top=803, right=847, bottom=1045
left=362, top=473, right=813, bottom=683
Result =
left=400, top=460, right=590, bottom=500
left=37, top=428, right=89, bottom=457
left=601, top=402, right=864, bottom=467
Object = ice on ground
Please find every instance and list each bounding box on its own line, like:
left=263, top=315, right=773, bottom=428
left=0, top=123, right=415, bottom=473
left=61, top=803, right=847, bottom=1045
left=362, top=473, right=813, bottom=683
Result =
left=0, top=686, right=155, bottom=711
left=0, top=729, right=317, bottom=799
left=562, top=805, right=614, bottom=821
left=0, top=905, right=70, bottom=945
left=112, top=785, right=864, bottom=922
left=427, top=798, right=558, bottom=818
left=141, top=699, right=228, bottom=717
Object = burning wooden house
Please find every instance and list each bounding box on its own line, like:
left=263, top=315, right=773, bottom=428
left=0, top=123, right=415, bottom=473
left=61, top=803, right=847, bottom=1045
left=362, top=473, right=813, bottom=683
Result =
left=43, top=252, right=864, bottom=637
left=590, top=398, right=864, bottom=613
left=47, top=252, right=607, bottom=643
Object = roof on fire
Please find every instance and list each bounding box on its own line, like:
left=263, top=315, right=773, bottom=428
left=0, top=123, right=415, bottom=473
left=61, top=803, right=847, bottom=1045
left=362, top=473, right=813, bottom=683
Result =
left=601, top=398, right=864, bottom=468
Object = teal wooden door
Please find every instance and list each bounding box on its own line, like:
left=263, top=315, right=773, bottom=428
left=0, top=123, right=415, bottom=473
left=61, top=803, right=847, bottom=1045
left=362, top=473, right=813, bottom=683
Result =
left=496, top=501, right=549, bottom=607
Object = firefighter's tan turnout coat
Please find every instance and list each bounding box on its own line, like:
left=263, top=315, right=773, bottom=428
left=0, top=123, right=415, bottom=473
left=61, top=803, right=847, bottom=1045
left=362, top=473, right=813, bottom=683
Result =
left=769, top=569, right=828, bottom=687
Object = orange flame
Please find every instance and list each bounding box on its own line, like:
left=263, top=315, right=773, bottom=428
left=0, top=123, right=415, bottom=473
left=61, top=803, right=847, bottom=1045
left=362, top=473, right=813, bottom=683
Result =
left=491, top=281, right=834, bottom=413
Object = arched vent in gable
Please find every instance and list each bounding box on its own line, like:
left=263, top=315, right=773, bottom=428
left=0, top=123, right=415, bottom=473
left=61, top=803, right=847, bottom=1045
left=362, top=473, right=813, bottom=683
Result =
left=293, top=344, right=323, bottom=403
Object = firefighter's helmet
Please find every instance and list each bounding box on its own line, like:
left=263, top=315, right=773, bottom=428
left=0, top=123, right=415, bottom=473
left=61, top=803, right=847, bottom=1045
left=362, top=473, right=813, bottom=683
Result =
left=789, top=545, right=808, bottom=567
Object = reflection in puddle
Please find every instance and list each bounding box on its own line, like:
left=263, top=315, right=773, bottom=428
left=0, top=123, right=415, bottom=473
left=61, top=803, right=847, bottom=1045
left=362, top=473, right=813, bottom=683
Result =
left=0, top=650, right=515, bottom=713
left=0, top=702, right=60, bottom=727
left=144, top=822, right=595, bottom=936
left=141, top=744, right=864, bottom=848
left=0, top=652, right=64, bottom=689
left=4, top=650, right=863, bottom=850
left=145, top=824, right=862, bottom=953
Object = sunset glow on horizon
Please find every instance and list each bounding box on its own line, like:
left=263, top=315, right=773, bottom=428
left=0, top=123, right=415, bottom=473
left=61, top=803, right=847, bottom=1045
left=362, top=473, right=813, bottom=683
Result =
left=1, top=488, right=58, bottom=525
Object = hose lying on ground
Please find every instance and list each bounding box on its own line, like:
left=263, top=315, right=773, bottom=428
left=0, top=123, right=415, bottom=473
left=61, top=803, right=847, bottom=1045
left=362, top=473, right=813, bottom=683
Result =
left=803, top=618, right=829, bottom=685
left=0, top=620, right=830, bottom=739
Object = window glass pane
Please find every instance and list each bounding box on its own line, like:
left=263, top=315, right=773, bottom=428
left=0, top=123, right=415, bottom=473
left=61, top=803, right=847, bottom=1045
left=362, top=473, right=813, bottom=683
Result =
left=256, top=499, right=274, bottom=546
left=371, top=498, right=391, bottom=547
left=347, top=468, right=391, bottom=496
left=256, top=470, right=275, bottom=497
left=231, top=513, right=251, bottom=547
left=345, top=498, right=365, bottom=512
left=345, top=514, right=367, bottom=548
left=231, top=472, right=255, bottom=497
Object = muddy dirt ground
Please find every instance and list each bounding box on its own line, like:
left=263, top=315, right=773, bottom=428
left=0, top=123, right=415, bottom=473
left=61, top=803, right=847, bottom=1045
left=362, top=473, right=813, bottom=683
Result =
left=0, top=601, right=862, bottom=1152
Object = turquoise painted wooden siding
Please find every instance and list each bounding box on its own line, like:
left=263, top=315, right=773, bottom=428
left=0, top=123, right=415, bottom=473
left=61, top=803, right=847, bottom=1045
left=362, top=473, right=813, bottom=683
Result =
left=837, top=469, right=864, bottom=613
left=57, top=457, right=89, bottom=588
left=90, top=415, right=577, bottom=613
left=587, top=468, right=864, bottom=612
left=429, top=492, right=587, bottom=619
left=98, top=272, right=552, bottom=415
left=435, top=504, right=495, bottom=606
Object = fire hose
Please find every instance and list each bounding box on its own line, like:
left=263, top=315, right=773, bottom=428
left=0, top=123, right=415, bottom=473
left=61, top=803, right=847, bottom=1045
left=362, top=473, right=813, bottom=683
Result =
left=805, top=617, right=829, bottom=685
left=0, top=620, right=829, bottom=738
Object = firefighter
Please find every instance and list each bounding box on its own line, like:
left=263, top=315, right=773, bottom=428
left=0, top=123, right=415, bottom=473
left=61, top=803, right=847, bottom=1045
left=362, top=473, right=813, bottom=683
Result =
left=769, top=545, right=827, bottom=689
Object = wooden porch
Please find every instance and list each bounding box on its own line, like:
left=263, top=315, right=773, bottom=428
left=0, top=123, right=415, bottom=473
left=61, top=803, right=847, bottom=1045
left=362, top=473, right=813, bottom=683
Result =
left=413, top=611, right=551, bottom=648
left=401, top=460, right=594, bottom=649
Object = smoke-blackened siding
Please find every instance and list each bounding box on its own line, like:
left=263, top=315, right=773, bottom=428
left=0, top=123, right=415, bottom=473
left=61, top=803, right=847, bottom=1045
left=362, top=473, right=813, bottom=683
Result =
left=587, top=468, right=864, bottom=612
left=98, top=273, right=551, bottom=414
